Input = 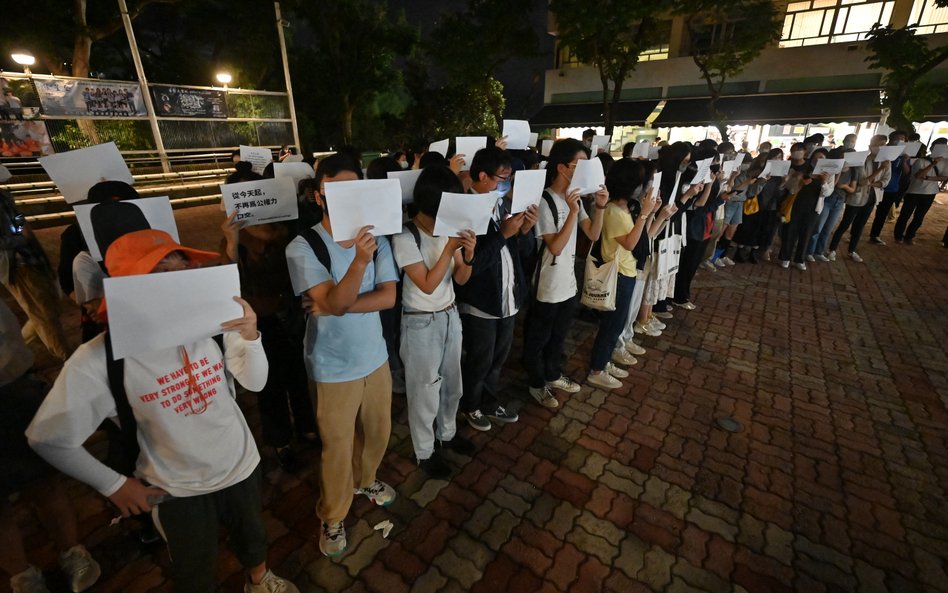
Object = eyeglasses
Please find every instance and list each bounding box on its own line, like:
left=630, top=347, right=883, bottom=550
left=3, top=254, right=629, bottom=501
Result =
left=492, top=173, right=511, bottom=182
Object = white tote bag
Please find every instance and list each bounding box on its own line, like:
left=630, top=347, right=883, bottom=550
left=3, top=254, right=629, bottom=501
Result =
left=581, top=245, right=618, bottom=311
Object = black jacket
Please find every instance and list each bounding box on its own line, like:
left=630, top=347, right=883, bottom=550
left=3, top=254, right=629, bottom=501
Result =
left=454, top=216, right=528, bottom=318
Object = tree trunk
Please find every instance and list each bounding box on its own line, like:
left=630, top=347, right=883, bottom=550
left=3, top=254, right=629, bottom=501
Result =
left=607, top=74, right=625, bottom=138
left=599, top=70, right=612, bottom=135
left=342, top=96, right=354, bottom=145
left=72, top=0, right=101, bottom=146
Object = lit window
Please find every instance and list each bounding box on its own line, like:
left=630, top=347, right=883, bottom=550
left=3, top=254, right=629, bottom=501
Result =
left=779, top=0, right=895, bottom=46
left=640, top=44, right=669, bottom=62
left=910, top=0, right=948, bottom=34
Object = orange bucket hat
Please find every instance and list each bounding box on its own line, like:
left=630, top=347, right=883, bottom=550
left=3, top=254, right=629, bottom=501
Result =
left=104, top=229, right=219, bottom=277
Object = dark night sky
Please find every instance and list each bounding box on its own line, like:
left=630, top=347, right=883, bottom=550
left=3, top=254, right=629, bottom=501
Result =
left=386, top=0, right=555, bottom=119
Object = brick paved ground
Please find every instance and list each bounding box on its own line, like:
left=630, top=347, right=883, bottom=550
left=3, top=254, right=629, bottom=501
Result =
left=4, top=200, right=948, bottom=592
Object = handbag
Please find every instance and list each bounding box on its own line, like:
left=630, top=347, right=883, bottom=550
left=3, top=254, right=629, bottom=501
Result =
left=581, top=238, right=618, bottom=311
left=778, top=193, right=796, bottom=222
left=743, top=195, right=760, bottom=215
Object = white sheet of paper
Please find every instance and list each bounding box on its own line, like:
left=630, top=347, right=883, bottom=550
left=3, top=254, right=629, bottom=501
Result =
left=902, top=141, right=922, bottom=156
left=239, top=145, right=273, bottom=175
left=875, top=123, right=894, bottom=138
left=104, top=264, right=243, bottom=360
left=761, top=159, right=791, bottom=177
left=932, top=144, right=948, bottom=158
left=282, top=154, right=304, bottom=163
left=591, top=144, right=605, bottom=156
left=433, top=192, right=497, bottom=237
left=388, top=169, right=423, bottom=203
left=812, top=159, right=844, bottom=176
left=540, top=139, right=554, bottom=157
left=722, top=160, right=737, bottom=177
left=502, top=120, right=531, bottom=150
left=593, top=135, right=611, bottom=152
left=74, top=196, right=179, bottom=262
left=510, top=170, right=546, bottom=214
left=273, top=162, right=314, bottom=188
left=844, top=151, right=870, bottom=167
left=39, top=142, right=133, bottom=204
left=455, top=137, right=487, bottom=171
left=693, top=157, right=714, bottom=185
left=875, top=145, right=904, bottom=163
left=323, top=178, right=403, bottom=241
left=631, top=142, right=650, bottom=159
left=428, top=138, right=449, bottom=156
left=538, top=161, right=548, bottom=169
left=733, top=152, right=746, bottom=169
left=651, top=171, right=662, bottom=193
left=568, top=158, right=605, bottom=195
left=648, top=146, right=660, bottom=160
left=221, top=177, right=298, bottom=227
left=529, top=132, right=539, bottom=147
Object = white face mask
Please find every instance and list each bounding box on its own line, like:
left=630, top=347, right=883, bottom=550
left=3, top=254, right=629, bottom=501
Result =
left=399, top=160, right=409, bottom=169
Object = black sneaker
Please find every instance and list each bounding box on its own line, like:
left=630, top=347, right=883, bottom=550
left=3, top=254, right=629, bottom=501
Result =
left=438, top=435, right=476, bottom=456
left=487, top=405, right=518, bottom=424
left=418, top=451, right=451, bottom=479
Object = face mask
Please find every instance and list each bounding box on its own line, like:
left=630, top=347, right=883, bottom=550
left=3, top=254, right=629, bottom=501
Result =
left=678, top=163, right=688, bottom=172
left=844, top=141, right=855, bottom=150
left=791, top=150, right=805, bottom=160
left=399, top=160, right=409, bottom=169
left=495, top=180, right=512, bottom=196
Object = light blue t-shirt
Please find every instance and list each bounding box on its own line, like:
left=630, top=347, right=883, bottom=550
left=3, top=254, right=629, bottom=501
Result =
left=285, top=224, right=398, bottom=383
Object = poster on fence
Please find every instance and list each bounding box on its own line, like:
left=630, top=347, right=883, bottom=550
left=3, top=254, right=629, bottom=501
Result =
left=35, top=79, right=147, bottom=117
left=0, top=120, right=54, bottom=156
left=151, top=85, right=228, bottom=118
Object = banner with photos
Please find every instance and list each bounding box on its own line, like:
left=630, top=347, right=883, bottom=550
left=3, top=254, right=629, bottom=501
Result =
left=34, top=78, right=147, bottom=117
left=0, top=120, right=54, bottom=156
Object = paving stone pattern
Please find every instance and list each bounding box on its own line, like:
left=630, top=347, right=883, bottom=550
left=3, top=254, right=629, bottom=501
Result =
left=6, top=202, right=948, bottom=592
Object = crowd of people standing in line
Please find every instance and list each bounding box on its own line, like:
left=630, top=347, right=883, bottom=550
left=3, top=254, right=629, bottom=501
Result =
left=0, top=125, right=945, bottom=593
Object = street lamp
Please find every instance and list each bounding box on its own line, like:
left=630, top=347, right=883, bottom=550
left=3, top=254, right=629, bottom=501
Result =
left=11, top=53, right=35, bottom=75
left=215, top=72, right=232, bottom=89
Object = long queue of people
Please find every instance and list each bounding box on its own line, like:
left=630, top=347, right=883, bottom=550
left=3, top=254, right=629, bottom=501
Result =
left=0, top=129, right=945, bottom=593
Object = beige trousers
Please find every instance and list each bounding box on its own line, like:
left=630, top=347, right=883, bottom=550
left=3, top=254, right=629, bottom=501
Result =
left=5, top=264, right=71, bottom=361
left=315, top=362, right=392, bottom=524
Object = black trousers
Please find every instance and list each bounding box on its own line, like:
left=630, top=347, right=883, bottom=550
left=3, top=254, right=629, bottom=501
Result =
left=756, top=211, right=781, bottom=253
left=256, top=316, right=317, bottom=448
left=869, top=190, right=901, bottom=239
left=830, top=202, right=874, bottom=254
left=674, top=238, right=708, bottom=304
left=156, top=466, right=267, bottom=593
left=522, top=296, right=577, bottom=389
left=779, top=209, right=817, bottom=264
left=894, top=193, right=936, bottom=241
left=460, top=314, right=516, bottom=413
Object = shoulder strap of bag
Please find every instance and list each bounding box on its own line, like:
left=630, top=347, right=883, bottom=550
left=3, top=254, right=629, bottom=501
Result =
left=104, top=332, right=140, bottom=476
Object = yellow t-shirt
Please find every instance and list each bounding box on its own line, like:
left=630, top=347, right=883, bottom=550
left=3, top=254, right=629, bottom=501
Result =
left=600, top=202, right=637, bottom=277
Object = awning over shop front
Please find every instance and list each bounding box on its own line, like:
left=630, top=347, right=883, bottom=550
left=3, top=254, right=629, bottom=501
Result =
left=652, top=90, right=884, bottom=127
left=530, top=100, right=659, bottom=128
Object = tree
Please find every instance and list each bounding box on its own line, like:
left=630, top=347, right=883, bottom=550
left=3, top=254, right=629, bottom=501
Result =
left=549, top=0, right=664, bottom=135
left=865, top=19, right=948, bottom=131
left=293, top=0, right=416, bottom=144
left=674, top=0, right=781, bottom=138
left=426, top=0, right=538, bottom=129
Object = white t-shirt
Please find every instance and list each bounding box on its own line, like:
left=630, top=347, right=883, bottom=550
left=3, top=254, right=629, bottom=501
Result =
left=27, top=332, right=267, bottom=498
left=907, top=158, right=944, bottom=195
left=534, top=190, right=588, bottom=304
left=393, top=224, right=456, bottom=312
left=72, top=250, right=105, bottom=304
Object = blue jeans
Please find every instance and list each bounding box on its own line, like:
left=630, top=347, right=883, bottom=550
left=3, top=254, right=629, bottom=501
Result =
left=590, top=274, right=636, bottom=372
left=809, top=195, right=845, bottom=256
left=400, top=307, right=463, bottom=460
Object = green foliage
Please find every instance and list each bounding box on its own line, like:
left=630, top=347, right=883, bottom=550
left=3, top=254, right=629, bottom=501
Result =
left=673, top=0, right=781, bottom=135
left=50, top=120, right=155, bottom=151
left=865, top=23, right=948, bottom=131
left=549, top=0, right=664, bottom=134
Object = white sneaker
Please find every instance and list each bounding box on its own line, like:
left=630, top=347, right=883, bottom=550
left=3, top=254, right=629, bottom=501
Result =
left=828, top=250, right=837, bottom=261
left=59, top=545, right=100, bottom=593
left=529, top=386, right=559, bottom=409
left=805, top=254, right=815, bottom=262
left=633, top=322, right=661, bottom=337
left=625, top=341, right=646, bottom=356
left=10, top=566, right=49, bottom=593
left=605, top=362, right=629, bottom=378
left=722, top=257, right=736, bottom=266
left=850, top=252, right=864, bottom=263
left=354, top=480, right=397, bottom=506
left=646, top=317, right=666, bottom=331
left=762, top=249, right=772, bottom=262
left=815, top=254, right=830, bottom=262
left=611, top=349, right=638, bottom=367
left=796, top=263, right=807, bottom=271
left=714, top=258, right=727, bottom=268
left=780, top=260, right=790, bottom=269
left=587, top=371, right=622, bottom=390
left=245, top=570, right=300, bottom=593
left=700, top=261, right=717, bottom=272
left=547, top=375, right=581, bottom=394
left=319, top=521, right=347, bottom=557
left=674, top=301, right=696, bottom=311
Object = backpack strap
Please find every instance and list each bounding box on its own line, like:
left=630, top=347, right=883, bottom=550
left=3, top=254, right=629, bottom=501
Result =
left=533, top=190, right=561, bottom=289
left=104, top=333, right=140, bottom=476
left=299, top=225, right=332, bottom=272
left=404, top=221, right=422, bottom=251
